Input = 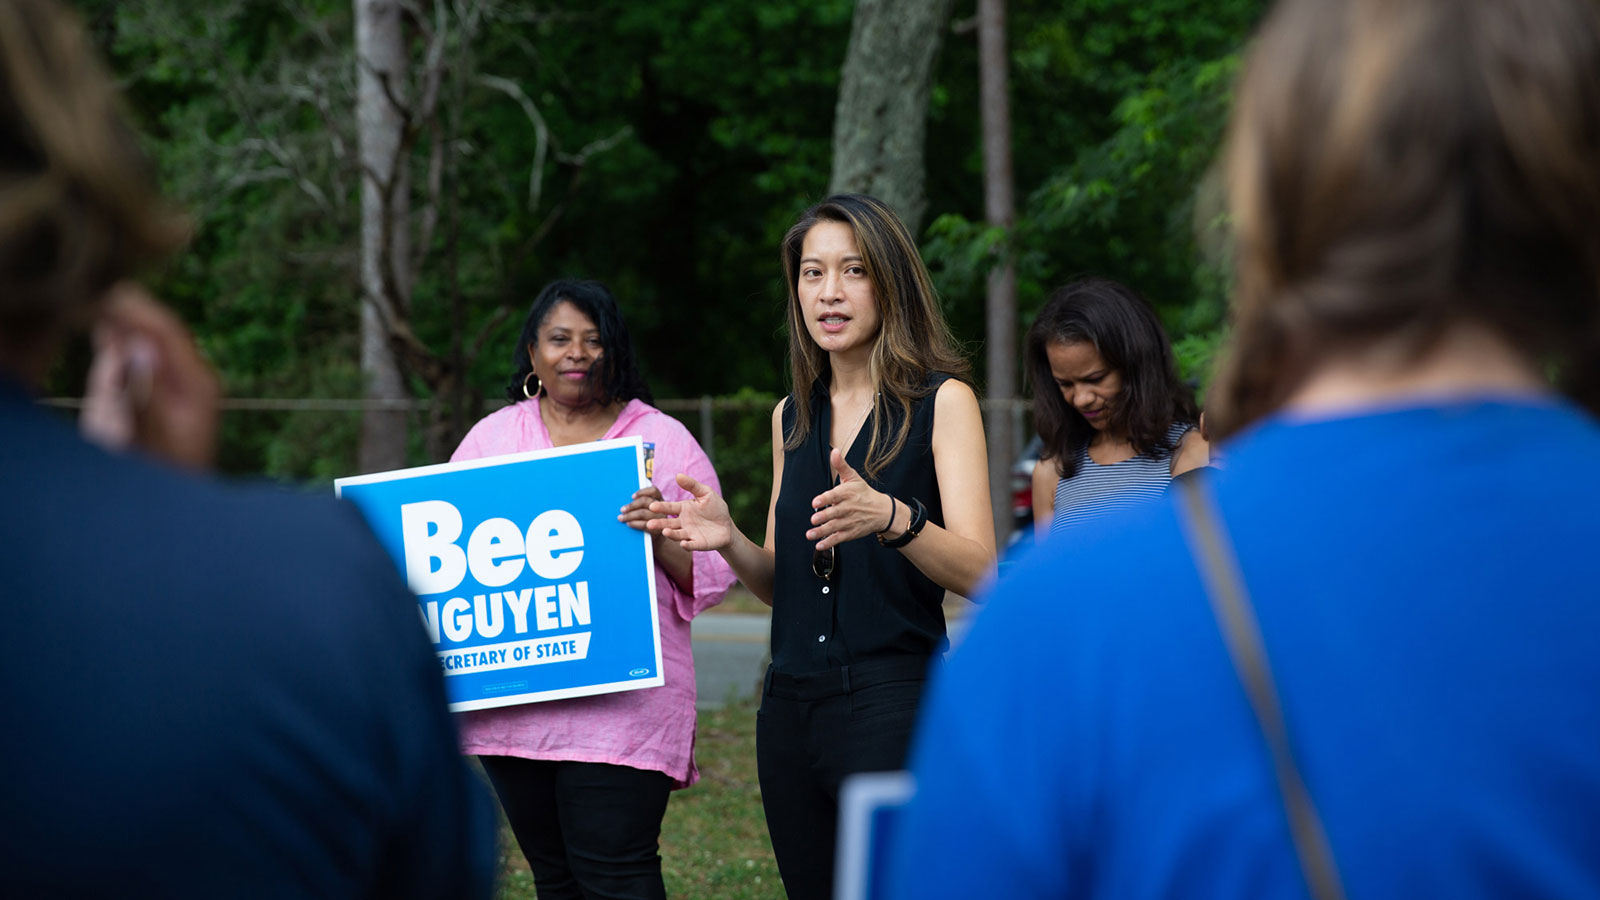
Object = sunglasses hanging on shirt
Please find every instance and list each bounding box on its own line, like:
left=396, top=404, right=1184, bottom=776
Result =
left=812, top=472, right=840, bottom=582
left=812, top=544, right=837, bottom=582
left=813, top=399, right=874, bottom=584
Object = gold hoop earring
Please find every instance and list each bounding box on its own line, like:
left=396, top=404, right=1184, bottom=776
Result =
left=522, top=371, right=541, bottom=399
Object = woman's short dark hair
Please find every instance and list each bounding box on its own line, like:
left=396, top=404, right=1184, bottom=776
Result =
left=1026, top=277, right=1198, bottom=479
left=504, top=279, right=653, bottom=406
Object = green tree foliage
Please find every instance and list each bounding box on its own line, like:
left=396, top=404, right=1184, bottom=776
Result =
left=84, top=0, right=370, bottom=477
left=72, top=0, right=1264, bottom=482
left=925, top=0, right=1266, bottom=399
left=516, top=0, right=854, bottom=396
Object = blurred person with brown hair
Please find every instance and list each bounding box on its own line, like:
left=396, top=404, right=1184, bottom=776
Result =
left=0, top=0, right=494, bottom=895
left=887, top=0, right=1600, bottom=897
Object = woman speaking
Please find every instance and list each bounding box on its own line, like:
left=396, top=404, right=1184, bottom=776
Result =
left=648, top=193, right=996, bottom=900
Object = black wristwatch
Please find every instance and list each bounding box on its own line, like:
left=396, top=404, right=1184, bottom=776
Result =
left=877, top=497, right=928, bottom=548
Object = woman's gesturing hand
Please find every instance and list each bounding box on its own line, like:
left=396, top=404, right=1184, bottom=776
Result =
left=647, top=473, right=735, bottom=551
left=806, top=448, right=893, bottom=551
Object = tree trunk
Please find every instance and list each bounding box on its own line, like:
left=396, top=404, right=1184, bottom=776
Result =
left=979, top=0, right=1017, bottom=548
left=355, top=0, right=410, bottom=473
left=828, top=0, right=956, bottom=233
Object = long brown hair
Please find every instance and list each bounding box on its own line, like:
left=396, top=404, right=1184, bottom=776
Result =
left=1027, top=278, right=1198, bottom=479
left=1209, top=0, right=1600, bottom=439
left=780, top=193, right=969, bottom=479
left=0, top=0, right=187, bottom=353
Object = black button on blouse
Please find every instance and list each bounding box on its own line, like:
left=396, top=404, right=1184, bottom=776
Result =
left=770, top=375, right=951, bottom=674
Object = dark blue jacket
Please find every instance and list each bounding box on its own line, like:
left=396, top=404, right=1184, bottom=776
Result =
left=0, top=379, right=496, bottom=898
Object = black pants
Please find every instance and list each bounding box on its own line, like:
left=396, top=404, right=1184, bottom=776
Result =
left=478, top=756, right=674, bottom=900
left=755, top=656, right=933, bottom=900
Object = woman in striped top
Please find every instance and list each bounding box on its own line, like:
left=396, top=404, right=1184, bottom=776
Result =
left=1026, top=278, right=1209, bottom=535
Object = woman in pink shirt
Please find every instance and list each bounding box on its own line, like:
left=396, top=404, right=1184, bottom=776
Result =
left=451, top=278, right=735, bottom=900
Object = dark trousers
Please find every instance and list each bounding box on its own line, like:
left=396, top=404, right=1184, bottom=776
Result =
left=478, top=756, right=674, bottom=900
left=755, top=657, right=932, bottom=900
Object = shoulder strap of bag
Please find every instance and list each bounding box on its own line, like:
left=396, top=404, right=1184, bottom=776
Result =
left=1175, top=477, right=1348, bottom=900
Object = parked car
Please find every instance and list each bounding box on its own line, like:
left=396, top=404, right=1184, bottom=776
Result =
left=1008, top=434, right=1044, bottom=546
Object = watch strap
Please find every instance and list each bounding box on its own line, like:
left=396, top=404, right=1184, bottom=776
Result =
left=877, top=497, right=927, bottom=548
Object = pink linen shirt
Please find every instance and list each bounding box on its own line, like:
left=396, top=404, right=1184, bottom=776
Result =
left=449, top=397, right=736, bottom=787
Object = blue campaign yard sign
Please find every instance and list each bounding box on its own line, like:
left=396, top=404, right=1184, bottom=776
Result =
left=335, top=437, right=662, bottom=711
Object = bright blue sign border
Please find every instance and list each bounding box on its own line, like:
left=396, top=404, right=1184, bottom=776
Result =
left=336, top=437, right=663, bottom=711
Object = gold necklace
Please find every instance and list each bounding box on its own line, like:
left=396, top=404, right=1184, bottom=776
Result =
left=835, top=393, right=876, bottom=454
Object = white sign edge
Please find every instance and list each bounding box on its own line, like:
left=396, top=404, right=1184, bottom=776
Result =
left=447, top=673, right=667, bottom=713
left=334, top=435, right=646, bottom=494
left=834, top=770, right=917, bottom=900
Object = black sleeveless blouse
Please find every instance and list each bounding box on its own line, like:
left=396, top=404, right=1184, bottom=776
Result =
left=770, top=374, right=952, bottom=674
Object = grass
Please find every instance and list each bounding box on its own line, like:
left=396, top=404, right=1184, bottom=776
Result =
left=489, top=589, right=971, bottom=898
left=493, top=699, right=783, bottom=900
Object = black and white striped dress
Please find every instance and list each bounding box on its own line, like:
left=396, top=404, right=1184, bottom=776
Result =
left=1050, top=421, right=1193, bottom=534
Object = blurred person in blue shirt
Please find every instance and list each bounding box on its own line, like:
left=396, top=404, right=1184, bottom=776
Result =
left=888, top=0, right=1600, bottom=897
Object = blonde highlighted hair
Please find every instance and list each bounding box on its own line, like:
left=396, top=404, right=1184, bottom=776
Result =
left=1210, top=0, right=1600, bottom=438
left=0, top=0, right=187, bottom=348
left=780, top=193, right=969, bottom=479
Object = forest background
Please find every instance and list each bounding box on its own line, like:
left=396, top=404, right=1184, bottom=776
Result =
left=60, top=0, right=1266, bottom=541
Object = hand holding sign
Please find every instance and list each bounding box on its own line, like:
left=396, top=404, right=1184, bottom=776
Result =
left=647, top=473, right=734, bottom=551
left=806, top=448, right=892, bottom=551
left=618, top=484, right=667, bottom=532
left=623, top=483, right=698, bottom=592
left=337, top=438, right=664, bottom=710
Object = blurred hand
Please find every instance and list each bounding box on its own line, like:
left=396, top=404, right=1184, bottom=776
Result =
left=806, top=448, right=892, bottom=551
left=646, top=473, right=734, bottom=551
left=80, top=283, right=220, bottom=469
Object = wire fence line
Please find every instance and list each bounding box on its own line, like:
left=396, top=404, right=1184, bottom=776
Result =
left=42, top=396, right=1032, bottom=412
left=45, top=393, right=1036, bottom=543
left=43, top=395, right=1035, bottom=465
